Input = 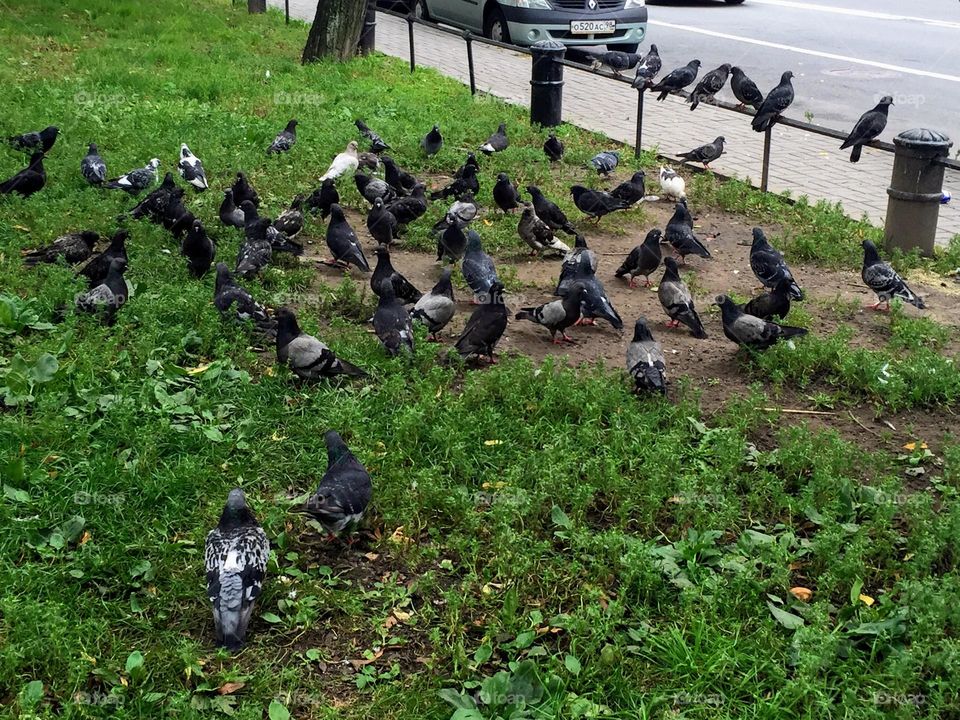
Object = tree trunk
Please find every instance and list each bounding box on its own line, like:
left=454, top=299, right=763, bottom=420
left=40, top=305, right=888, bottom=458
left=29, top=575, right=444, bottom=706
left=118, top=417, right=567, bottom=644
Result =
left=302, top=0, right=367, bottom=63
left=248, top=0, right=266, bottom=13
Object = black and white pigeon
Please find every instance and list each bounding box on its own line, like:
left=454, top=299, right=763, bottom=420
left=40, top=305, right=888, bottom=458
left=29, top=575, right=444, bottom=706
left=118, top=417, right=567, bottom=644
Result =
left=730, top=66, right=764, bottom=111
left=181, top=219, right=215, bottom=278
left=301, top=430, right=373, bottom=537
left=382, top=155, right=419, bottom=196
left=373, top=280, right=415, bottom=356
left=750, top=228, right=803, bottom=300
left=570, top=185, right=629, bottom=221
left=515, top=284, right=585, bottom=344
left=23, top=230, right=99, bottom=266
left=658, top=166, right=686, bottom=201
left=430, top=163, right=478, bottom=201
left=840, top=96, right=893, bottom=163
left=752, top=71, right=795, bottom=132
left=80, top=143, right=107, bottom=185
left=860, top=239, right=925, bottom=311
left=235, top=202, right=273, bottom=277
left=79, top=229, right=128, bottom=287
left=543, top=133, right=564, bottom=162
left=615, top=228, right=662, bottom=288
left=306, top=179, right=339, bottom=220
left=267, top=119, right=297, bottom=155
left=214, top=263, right=276, bottom=337
left=590, top=151, right=620, bottom=176
left=610, top=171, right=646, bottom=206
left=564, top=252, right=623, bottom=330
left=493, top=172, right=522, bottom=213
left=76, top=257, right=127, bottom=325
left=0, top=151, right=46, bottom=198
left=411, top=269, right=456, bottom=341
left=8, top=125, right=58, bottom=154
left=632, top=44, right=661, bottom=88
left=437, top=221, right=468, bottom=262
left=367, top=197, right=399, bottom=246
left=219, top=189, right=246, bottom=229
left=386, top=183, right=429, bottom=227
left=664, top=202, right=711, bottom=262
left=527, top=185, right=576, bottom=236
left=676, top=137, right=725, bottom=169
left=626, top=318, right=667, bottom=395
left=649, top=59, right=701, bottom=101
left=232, top=172, right=260, bottom=208
left=421, top=124, right=443, bottom=156
left=455, top=281, right=508, bottom=363
left=324, top=204, right=370, bottom=272
left=357, top=150, right=381, bottom=173
left=104, top=158, right=160, bottom=194
left=689, top=63, right=731, bottom=111
left=177, top=144, right=208, bottom=191
left=590, top=50, right=640, bottom=75
left=555, top=234, right=596, bottom=296
left=242, top=201, right=302, bottom=257
left=355, top=119, right=390, bottom=154
left=355, top=172, right=396, bottom=205
left=715, top=294, right=807, bottom=349
left=742, top=277, right=792, bottom=321
left=204, top=488, right=269, bottom=652
left=432, top=192, right=479, bottom=233
left=518, top=203, right=570, bottom=256
left=273, top=196, right=304, bottom=238
left=462, top=231, right=499, bottom=300
left=275, top=307, right=367, bottom=379
left=320, top=142, right=360, bottom=182
left=479, top=123, right=509, bottom=155
left=371, top=245, right=421, bottom=303
left=658, top=257, right=707, bottom=338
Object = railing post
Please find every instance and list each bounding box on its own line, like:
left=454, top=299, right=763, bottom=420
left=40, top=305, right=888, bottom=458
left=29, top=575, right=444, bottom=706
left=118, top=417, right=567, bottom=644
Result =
left=884, top=129, right=953, bottom=257
left=529, top=40, right=565, bottom=128
left=463, top=31, right=476, bottom=96
left=634, top=88, right=644, bottom=159
left=284, top=0, right=289, bottom=23
left=358, top=0, right=377, bottom=55
left=760, top=127, right=772, bottom=193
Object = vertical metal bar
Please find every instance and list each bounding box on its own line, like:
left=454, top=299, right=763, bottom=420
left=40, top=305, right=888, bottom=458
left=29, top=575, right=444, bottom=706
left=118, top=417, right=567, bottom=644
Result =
left=284, top=0, right=289, bottom=23
left=358, top=0, right=377, bottom=55
left=464, top=32, right=476, bottom=96
left=761, top=126, right=772, bottom=192
left=407, top=14, right=416, bottom=73
left=634, top=88, right=644, bottom=158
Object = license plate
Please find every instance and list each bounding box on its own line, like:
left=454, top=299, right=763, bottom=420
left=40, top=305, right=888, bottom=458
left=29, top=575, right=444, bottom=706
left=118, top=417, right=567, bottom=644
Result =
left=570, top=19, right=616, bottom=34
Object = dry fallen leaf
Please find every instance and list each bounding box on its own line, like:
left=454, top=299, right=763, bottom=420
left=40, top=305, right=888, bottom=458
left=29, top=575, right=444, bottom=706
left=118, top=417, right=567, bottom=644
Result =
left=902, top=441, right=928, bottom=451
left=348, top=648, right=384, bottom=670
left=218, top=682, right=246, bottom=695
left=185, top=363, right=211, bottom=376
left=79, top=531, right=92, bottom=545
left=858, top=594, right=875, bottom=606
left=393, top=609, right=413, bottom=622
left=364, top=552, right=380, bottom=561
left=271, top=432, right=287, bottom=442
left=382, top=615, right=398, bottom=630
left=789, top=587, right=813, bottom=602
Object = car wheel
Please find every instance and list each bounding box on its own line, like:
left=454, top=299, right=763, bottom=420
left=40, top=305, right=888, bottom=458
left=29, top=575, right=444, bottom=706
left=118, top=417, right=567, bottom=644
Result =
left=412, top=0, right=430, bottom=20
left=484, top=6, right=511, bottom=44
left=608, top=43, right=639, bottom=54
left=724, top=0, right=745, bottom=4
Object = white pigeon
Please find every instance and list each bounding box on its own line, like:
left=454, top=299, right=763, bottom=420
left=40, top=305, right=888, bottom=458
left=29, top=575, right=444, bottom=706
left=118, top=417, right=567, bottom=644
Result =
left=177, top=143, right=208, bottom=191
left=319, top=141, right=360, bottom=182
left=659, top=166, right=686, bottom=201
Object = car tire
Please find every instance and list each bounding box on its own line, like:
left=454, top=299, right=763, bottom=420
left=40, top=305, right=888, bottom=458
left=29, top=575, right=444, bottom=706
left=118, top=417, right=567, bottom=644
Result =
left=483, top=6, right=511, bottom=44
left=724, top=0, right=745, bottom=4
left=412, top=0, right=430, bottom=20
left=608, top=43, right=639, bottom=54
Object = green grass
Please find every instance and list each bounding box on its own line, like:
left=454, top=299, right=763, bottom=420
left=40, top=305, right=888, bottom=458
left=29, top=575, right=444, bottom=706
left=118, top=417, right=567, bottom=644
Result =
left=2, top=1, right=960, bottom=719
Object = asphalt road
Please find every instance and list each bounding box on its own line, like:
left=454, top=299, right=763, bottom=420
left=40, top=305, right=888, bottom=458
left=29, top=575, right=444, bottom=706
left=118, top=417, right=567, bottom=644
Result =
left=636, top=0, right=960, bottom=147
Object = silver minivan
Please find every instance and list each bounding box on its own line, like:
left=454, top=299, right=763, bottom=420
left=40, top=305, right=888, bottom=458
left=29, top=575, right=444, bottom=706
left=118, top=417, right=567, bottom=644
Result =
left=411, top=0, right=648, bottom=53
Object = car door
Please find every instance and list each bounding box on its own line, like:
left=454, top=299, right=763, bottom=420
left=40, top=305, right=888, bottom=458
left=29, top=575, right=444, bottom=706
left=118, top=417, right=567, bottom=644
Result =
left=434, top=0, right=482, bottom=30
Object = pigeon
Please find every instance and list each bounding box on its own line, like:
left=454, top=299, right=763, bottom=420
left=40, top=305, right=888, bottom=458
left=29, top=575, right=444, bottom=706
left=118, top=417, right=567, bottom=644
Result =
left=688, top=63, right=731, bottom=111
left=367, top=197, right=399, bottom=246
left=730, top=66, right=764, bottom=111
left=382, top=155, right=419, bottom=195
left=204, top=488, right=269, bottom=652
left=8, top=125, right=58, bottom=154
left=181, top=219, right=215, bottom=278
left=273, top=196, right=304, bottom=238
left=565, top=253, right=623, bottom=330
left=0, top=152, right=46, bottom=198
left=749, top=228, right=803, bottom=300
left=301, top=430, right=373, bottom=537
left=615, top=229, right=662, bottom=288
left=527, top=185, right=576, bottom=235
left=515, top=284, right=585, bottom=344
left=79, top=230, right=128, bottom=287
left=240, top=201, right=298, bottom=258
left=214, top=263, right=275, bottom=336
left=324, top=204, right=370, bottom=272
left=104, top=158, right=160, bottom=194
left=355, top=172, right=396, bottom=205
left=590, top=151, right=620, bottom=176
left=76, top=258, right=128, bottom=325
left=80, top=143, right=107, bottom=185
left=177, top=143, right=208, bottom=191
left=455, top=281, right=508, bottom=362
left=386, top=184, right=429, bottom=227
left=355, top=119, right=390, bottom=154
left=555, top=234, right=596, bottom=296
left=518, top=204, right=570, bottom=256
left=649, top=59, right=701, bottom=101
left=23, top=230, right=99, bottom=267
left=411, top=269, right=456, bottom=340
left=437, top=221, right=468, bottom=262
left=658, top=166, right=686, bottom=201
left=570, top=185, right=629, bottom=221
left=421, top=124, right=443, bottom=156
left=676, top=137, right=725, bottom=169
left=219, top=189, right=246, bottom=229
left=590, top=50, right=640, bottom=75
left=632, top=45, right=661, bottom=88
left=543, top=133, right=564, bottom=162
left=373, top=280, right=415, bottom=356
left=458, top=152, right=481, bottom=175
left=432, top=192, right=479, bottom=233
left=430, top=163, right=478, bottom=201
left=626, top=319, right=667, bottom=395
left=462, top=231, right=499, bottom=300
left=493, top=172, right=522, bottom=213
left=126, top=172, right=183, bottom=226
left=235, top=202, right=273, bottom=277
left=742, top=277, right=793, bottom=321
left=665, top=202, right=711, bottom=262
left=371, top=245, right=421, bottom=303
left=357, top=151, right=380, bottom=172
left=267, top=119, right=298, bottom=154
left=840, top=96, right=893, bottom=163
left=232, top=172, right=260, bottom=209
left=319, top=141, right=360, bottom=182
left=860, top=239, right=925, bottom=311
left=479, top=123, right=509, bottom=155
left=752, top=71, right=795, bottom=132
left=658, top=257, right=707, bottom=338
left=715, top=294, right=807, bottom=350
left=610, top=171, right=646, bottom=205
left=275, top=307, right=367, bottom=380
left=306, top=179, right=339, bottom=220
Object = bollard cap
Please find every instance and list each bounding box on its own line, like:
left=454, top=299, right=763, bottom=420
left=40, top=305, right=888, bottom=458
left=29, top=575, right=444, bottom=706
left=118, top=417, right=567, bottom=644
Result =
left=530, top=39, right=566, bottom=56
left=893, top=128, right=952, bottom=151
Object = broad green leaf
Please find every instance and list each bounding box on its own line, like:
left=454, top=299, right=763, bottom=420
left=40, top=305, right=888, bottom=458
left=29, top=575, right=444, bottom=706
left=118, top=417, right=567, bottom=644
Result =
left=564, top=654, right=582, bottom=676
left=550, top=505, right=571, bottom=530
left=125, top=650, right=145, bottom=673
left=767, top=602, right=804, bottom=630
left=473, top=643, right=492, bottom=664
left=268, top=699, right=290, bottom=720
left=261, top=612, right=282, bottom=624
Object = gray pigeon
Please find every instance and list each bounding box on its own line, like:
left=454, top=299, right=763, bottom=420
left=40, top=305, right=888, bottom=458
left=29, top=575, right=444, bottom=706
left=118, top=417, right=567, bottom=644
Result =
left=555, top=234, right=596, bottom=296
left=355, top=173, right=396, bottom=205
left=649, top=59, right=701, bottom=101
left=626, top=318, right=667, bottom=395
left=615, top=229, right=662, bottom=288
left=518, top=204, right=569, bottom=256
left=493, top=173, right=522, bottom=213
left=23, top=230, right=99, bottom=266
left=688, top=63, right=731, bottom=111
left=462, top=231, right=499, bottom=300
left=214, top=263, right=275, bottom=337
left=411, top=269, right=456, bottom=340
left=325, top=204, right=370, bottom=272
left=632, top=45, right=661, bottom=88
left=219, top=189, right=245, bottom=229
left=752, top=71, right=794, bottom=132
left=421, top=124, right=443, bottom=156
left=715, top=294, right=807, bottom=349
left=235, top=201, right=272, bottom=277
left=676, top=137, right=725, bottom=169
left=437, top=221, right=468, bottom=263
left=590, top=50, right=640, bottom=75
left=267, top=119, right=297, bottom=154
left=301, top=430, right=373, bottom=538
left=860, top=239, right=925, bottom=311
left=455, top=282, right=508, bottom=363
left=76, top=257, right=128, bottom=325
left=742, top=278, right=792, bottom=322
left=373, top=280, right=414, bottom=356
left=515, top=284, right=585, bottom=344
left=731, top=66, right=763, bottom=111
left=840, top=96, right=893, bottom=163
left=367, top=197, right=399, bottom=246
left=560, top=252, right=622, bottom=330
left=590, top=151, right=620, bottom=175
left=103, top=158, right=159, bottom=194
left=275, top=307, right=366, bottom=379
left=658, top=257, right=707, bottom=338
left=479, top=123, right=508, bottom=155
left=371, top=245, right=421, bottom=303
left=80, top=143, right=107, bottom=185
left=610, top=171, right=646, bottom=205
left=749, top=228, right=803, bottom=300
left=273, top=196, right=304, bottom=238
left=664, top=201, right=711, bottom=262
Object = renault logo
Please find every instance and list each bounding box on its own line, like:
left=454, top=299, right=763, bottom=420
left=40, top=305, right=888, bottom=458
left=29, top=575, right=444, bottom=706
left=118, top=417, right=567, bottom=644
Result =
left=587, top=0, right=597, bottom=7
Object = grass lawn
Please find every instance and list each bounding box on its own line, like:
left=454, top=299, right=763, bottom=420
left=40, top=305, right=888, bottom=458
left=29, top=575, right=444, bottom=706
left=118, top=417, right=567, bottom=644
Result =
left=2, top=1, right=960, bottom=718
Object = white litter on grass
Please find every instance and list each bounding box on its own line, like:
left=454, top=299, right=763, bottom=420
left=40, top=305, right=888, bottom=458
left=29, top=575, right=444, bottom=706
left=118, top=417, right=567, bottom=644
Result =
left=877, top=362, right=891, bottom=384
left=787, top=340, right=796, bottom=350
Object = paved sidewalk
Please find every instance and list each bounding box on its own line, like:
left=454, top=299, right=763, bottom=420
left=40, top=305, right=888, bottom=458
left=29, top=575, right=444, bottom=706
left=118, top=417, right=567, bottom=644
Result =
left=272, top=1, right=959, bottom=247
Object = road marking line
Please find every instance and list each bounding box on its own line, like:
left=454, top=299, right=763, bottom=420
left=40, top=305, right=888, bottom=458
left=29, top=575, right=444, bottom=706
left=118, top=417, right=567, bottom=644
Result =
left=648, top=20, right=960, bottom=83
left=746, top=0, right=960, bottom=30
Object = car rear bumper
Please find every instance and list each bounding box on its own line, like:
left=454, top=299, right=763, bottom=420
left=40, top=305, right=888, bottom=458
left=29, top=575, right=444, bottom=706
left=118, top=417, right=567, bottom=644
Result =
left=499, top=6, right=647, bottom=47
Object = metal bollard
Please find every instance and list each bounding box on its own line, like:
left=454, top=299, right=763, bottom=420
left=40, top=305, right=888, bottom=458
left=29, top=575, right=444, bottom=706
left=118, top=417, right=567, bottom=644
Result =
left=463, top=30, right=476, bottom=96
left=884, top=129, right=952, bottom=257
left=406, top=14, right=416, bottom=73
left=358, top=0, right=377, bottom=55
left=529, top=40, right=565, bottom=128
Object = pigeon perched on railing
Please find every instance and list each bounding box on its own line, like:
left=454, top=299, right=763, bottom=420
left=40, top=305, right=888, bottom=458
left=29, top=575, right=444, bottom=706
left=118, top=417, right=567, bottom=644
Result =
left=76, top=258, right=128, bottom=325
left=80, top=143, right=107, bottom=185
left=267, top=119, right=297, bottom=154
left=177, top=143, right=208, bottom=191
left=300, top=430, right=373, bottom=537
left=0, top=151, right=46, bottom=197
left=590, top=50, right=640, bottom=76
left=610, top=171, right=646, bottom=205
left=590, top=150, right=620, bottom=176
left=752, top=71, right=795, bottom=132
left=688, top=64, right=731, bottom=111
left=324, top=204, right=369, bottom=272
left=275, top=307, right=367, bottom=379
left=515, top=284, right=585, bottom=344
left=632, top=45, right=661, bottom=89
left=320, top=141, right=360, bottom=182
left=860, top=239, right=925, bottom=311
left=518, top=204, right=569, bottom=256
left=543, top=133, right=564, bottom=162
left=649, top=59, right=700, bottom=101
left=626, top=318, right=667, bottom=395
left=104, top=158, right=159, bottom=194
left=665, top=202, right=711, bottom=262
left=214, top=263, right=276, bottom=337
left=750, top=228, right=803, bottom=300
left=455, top=281, right=508, bottom=363
left=373, top=280, right=415, bottom=356
left=8, top=125, right=58, bottom=154
left=676, top=137, right=725, bottom=169
left=23, top=230, right=99, bottom=267
left=715, top=294, right=807, bottom=349
left=479, top=122, right=509, bottom=155
left=421, top=124, right=443, bottom=156
left=731, top=67, right=763, bottom=111
left=355, top=119, right=390, bottom=154
left=412, top=269, right=456, bottom=341
left=615, top=228, right=662, bottom=288
left=840, top=96, right=893, bottom=163
left=371, top=245, right=421, bottom=304
left=658, top=257, right=707, bottom=338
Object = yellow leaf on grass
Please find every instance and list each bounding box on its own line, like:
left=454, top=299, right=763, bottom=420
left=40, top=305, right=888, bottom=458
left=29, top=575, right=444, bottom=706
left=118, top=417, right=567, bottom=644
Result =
left=483, top=440, right=502, bottom=446
left=185, top=363, right=212, bottom=376
left=902, top=441, right=928, bottom=451
left=393, top=609, right=413, bottom=622
left=858, top=594, right=875, bottom=606
left=80, top=531, right=92, bottom=545
left=271, top=432, right=287, bottom=441
left=364, top=552, right=380, bottom=561
left=263, top=367, right=275, bottom=376
left=789, top=587, right=813, bottom=602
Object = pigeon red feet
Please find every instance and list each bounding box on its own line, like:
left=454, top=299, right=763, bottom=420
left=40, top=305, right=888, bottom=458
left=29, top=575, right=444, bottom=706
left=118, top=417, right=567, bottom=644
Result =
left=628, top=277, right=638, bottom=288
left=866, top=301, right=890, bottom=312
